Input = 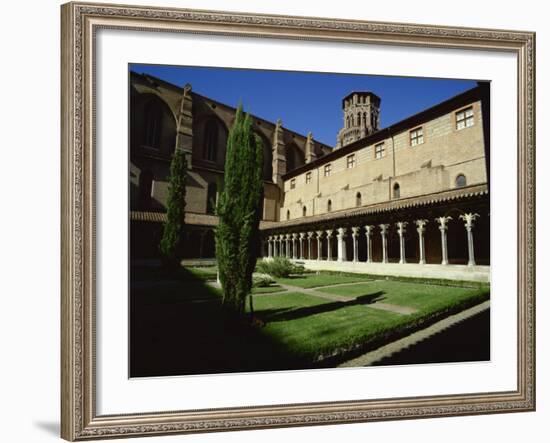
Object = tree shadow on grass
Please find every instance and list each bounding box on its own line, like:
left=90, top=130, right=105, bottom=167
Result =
left=263, top=291, right=386, bottom=323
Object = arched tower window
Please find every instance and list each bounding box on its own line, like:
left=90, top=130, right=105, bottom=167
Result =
left=203, top=119, right=219, bottom=162
left=138, top=170, right=153, bottom=210
left=327, top=199, right=332, bottom=212
left=455, top=174, right=467, bottom=188
left=286, top=210, right=290, bottom=220
left=206, top=182, right=217, bottom=214
left=356, top=192, right=362, bottom=207
left=393, top=183, right=401, bottom=199
left=302, top=206, right=307, bottom=217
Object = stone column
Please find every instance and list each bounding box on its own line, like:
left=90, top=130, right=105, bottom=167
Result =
left=415, top=219, right=428, bottom=264
left=307, top=232, right=314, bottom=259
left=396, top=222, right=408, bottom=264
left=277, top=235, right=282, bottom=257
left=292, top=233, right=299, bottom=260
left=326, top=229, right=334, bottom=261
left=351, top=227, right=360, bottom=262
left=316, top=231, right=324, bottom=260
left=299, top=233, right=306, bottom=259
left=460, top=213, right=480, bottom=266
left=364, top=225, right=374, bottom=263
left=285, top=234, right=291, bottom=259
left=435, top=216, right=452, bottom=265
left=337, top=227, right=347, bottom=262
left=379, top=224, right=389, bottom=264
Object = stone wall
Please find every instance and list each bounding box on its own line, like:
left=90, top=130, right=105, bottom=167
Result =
left=281, top=99, right=486, bottom=220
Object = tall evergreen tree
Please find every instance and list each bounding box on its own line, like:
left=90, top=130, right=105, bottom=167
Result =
left=159, top=147, right=187, bottom=264
left=215, top=105, right=264, bottom=318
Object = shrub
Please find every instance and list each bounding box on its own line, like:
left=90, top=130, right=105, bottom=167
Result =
left=252, top=273, right=275, bottom=287
left=256, top=257, right=305, bottom=278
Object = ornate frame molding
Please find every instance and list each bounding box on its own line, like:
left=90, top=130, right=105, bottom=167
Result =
left=61, top=2, right=535, bottom=440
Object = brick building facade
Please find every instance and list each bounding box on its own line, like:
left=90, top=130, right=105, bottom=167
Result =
left=130, top=71, right=490, bottom=281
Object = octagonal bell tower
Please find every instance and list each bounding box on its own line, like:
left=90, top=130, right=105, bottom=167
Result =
left=336, top=91, right=381, bottom=149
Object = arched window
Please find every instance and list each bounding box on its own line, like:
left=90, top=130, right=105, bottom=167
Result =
left=455, top=174, right=467, bottom=188
left=393, top=183, right=401, bottom=199
left=203, top=119, right=219, bottom=162
left=327, top=199, right=332, bottom=212
left=138, top=170, right=153, bottom=209
left=206, top=182, right=217, bottom=214
left=286, top=210, right=290, bottom=220
left=356, top=192, right=362, bottom=207
left=357, top=112, right=361, bottom=126
left=144, top=101, right=163, bottom=149
left=302, top=206, right=307, bottom=217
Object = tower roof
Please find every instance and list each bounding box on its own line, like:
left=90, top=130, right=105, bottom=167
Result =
left=342, top=91, right=381, bottom=108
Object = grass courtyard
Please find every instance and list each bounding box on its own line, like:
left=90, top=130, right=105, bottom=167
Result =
left=130, top=265, right=490, bottom=377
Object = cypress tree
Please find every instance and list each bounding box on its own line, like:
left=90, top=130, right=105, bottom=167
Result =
left=215, top=105, right=264, bottom=318
left=159, top=147, right=187, bottom=264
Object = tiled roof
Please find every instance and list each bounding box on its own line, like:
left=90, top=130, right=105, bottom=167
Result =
left=130, top=183, right=488, bottom=231
left=260, top=184, right=488, bottom=231
left=130, top=211, right=219, bottom=227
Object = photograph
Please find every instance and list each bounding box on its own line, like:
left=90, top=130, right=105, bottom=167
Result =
left=129, top=65, right=491, bottom=378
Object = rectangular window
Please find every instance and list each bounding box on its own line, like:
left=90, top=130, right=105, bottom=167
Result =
left=305, top=172, right=312, bottom=184
left=456, top=106, right=474, bottom=130
left=324, top=164, right=332, bottom=177
left=374, top=142, right=385, bottom=159
left=290, top=178, right=296, bottom=190
left=346, top=154, right=356, bottom=169
left=410, top=127, right=424, bottom=146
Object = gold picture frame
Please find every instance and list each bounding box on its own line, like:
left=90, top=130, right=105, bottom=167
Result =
left=61, top=2, right=536, bottom=440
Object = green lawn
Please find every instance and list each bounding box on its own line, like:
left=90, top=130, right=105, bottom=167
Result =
left=252, top=281, right=489, bottom=364
left=274, top=273, right=370, bottom=288
left=131, top=267, right=490, bottom=376
left=320, top=280, right=490, bottom=314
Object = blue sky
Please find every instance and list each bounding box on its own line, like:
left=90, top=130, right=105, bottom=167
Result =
left=130, top=64, right=478, bottom=147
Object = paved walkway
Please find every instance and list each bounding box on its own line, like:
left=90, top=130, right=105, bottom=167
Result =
left=337, top=300, right=491, bottom=367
